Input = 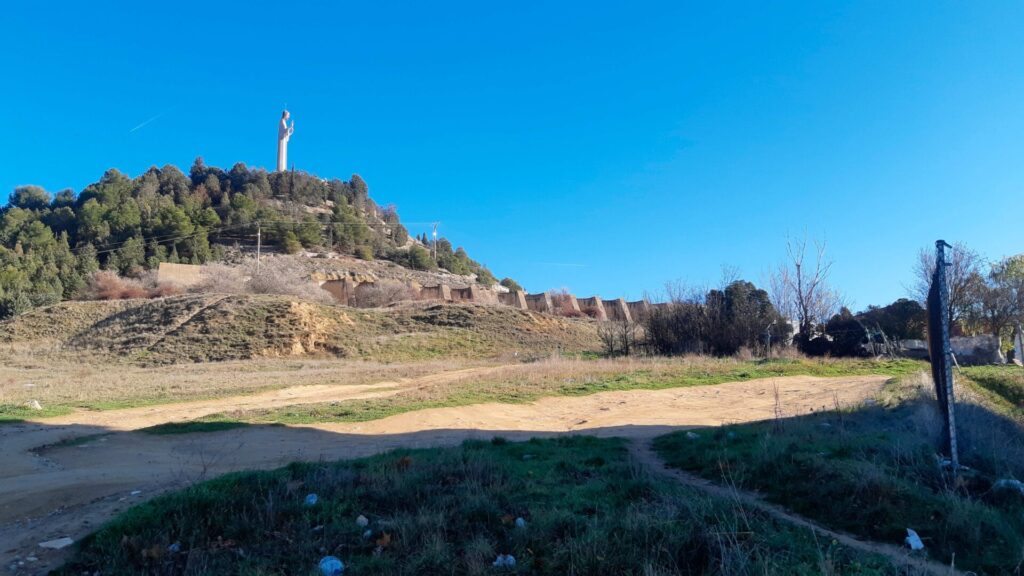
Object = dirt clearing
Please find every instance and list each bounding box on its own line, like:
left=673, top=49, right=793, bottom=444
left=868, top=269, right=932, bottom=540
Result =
left=0, top=373, right=888, bottom=574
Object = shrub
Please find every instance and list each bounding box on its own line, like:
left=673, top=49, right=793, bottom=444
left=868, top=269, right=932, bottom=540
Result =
left=355, top=245, right=374, bottom=261
left=82, top=271, right=181, bottom=300
left=499, top=277, right=523, bottom=292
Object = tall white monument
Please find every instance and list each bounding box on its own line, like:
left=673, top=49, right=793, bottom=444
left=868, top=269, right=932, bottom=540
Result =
left=277, top=110, right=295, bottom=172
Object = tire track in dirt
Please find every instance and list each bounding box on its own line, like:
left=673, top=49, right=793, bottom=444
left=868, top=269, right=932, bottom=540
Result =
left=0, top=374, right=889, bottom=574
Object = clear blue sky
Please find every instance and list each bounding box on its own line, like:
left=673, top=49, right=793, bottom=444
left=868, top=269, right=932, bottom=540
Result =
left=3, top=1, right=1022, bottom=309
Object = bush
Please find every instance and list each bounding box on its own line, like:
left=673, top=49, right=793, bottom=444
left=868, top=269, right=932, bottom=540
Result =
left=82, top=271, right=181, bottom=300
left=407, top=245, right=436, bottom=271
left=355, top=245, right=374, bottom=261
left=499, top=277, right=523, bottom=292
left=244, top=258, right=332, bottom=303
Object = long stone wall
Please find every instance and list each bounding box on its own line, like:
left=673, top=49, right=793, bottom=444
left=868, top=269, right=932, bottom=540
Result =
left=313, top=271, right=643, bottom=322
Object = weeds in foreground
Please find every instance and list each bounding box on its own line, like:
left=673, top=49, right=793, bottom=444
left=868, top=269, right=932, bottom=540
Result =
left=653, top=373, right=1024, bottom=574
left=60, top=436, right=898, bottom=575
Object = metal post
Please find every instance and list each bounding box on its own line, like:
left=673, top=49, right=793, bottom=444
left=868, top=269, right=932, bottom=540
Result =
left=256, top=222, right=262, bottom=275
left=935, top=240, right=959, bottom=469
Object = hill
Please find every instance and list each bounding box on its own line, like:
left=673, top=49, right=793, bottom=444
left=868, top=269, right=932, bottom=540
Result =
left=0, top=294, right=599, bottom=364
left=0, top=161, right=508, bottom=319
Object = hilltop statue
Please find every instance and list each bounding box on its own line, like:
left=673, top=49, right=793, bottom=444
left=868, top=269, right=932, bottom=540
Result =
left=277, top=110, right=294, bottom=172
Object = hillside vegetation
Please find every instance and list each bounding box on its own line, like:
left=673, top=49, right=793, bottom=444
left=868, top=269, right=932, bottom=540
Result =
left=0, top=161, right=503, bottom=319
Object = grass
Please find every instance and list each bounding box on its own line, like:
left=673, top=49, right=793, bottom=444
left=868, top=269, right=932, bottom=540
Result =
left=0, top=357, right=489, bottom=424
left=0, top=403, right=73, bottom=423
left=652, top=373, right=1024, bottom=574
left=222, top=357, right=923, bottom=426
left=59, top=436, right=900, bottom=575
left=961, top=364, right=1024, bottom=409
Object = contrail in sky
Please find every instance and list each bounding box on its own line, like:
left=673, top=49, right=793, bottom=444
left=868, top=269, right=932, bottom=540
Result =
left=535, top=262, right=588, bottom=268
left=129, top=109, right=170, bottom=133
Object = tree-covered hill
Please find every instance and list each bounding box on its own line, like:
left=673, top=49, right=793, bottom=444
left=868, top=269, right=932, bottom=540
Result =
left=0, top=159, right=497, bottom=317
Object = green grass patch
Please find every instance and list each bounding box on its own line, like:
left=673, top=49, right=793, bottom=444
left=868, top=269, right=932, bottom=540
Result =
left=0, top=403, right=74, bottom=423
left=59, top=436, right=900, bottom=575
left=962, top=364, right=1024, bottom=407
left=652, top=390, right=1024, bottom=574
left=230, top=358, right=924, bottom=426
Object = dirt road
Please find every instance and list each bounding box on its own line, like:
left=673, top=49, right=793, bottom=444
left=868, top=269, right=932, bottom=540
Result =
left=0, top=373, right=888, bottom=574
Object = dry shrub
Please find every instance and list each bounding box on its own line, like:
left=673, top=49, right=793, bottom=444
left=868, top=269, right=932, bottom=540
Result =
left=549, top=289, right=583, bottom=318
left=190, top=258, right=331, bottom=304
left=733, top=346, right=755, bottom=361
left=351, top=280, right=418, bottom=308
left=580, top=305, right=601, bottom=319
left=83, top=271, right=181, bottom=300
left=190, top=263, right=249, bottom=294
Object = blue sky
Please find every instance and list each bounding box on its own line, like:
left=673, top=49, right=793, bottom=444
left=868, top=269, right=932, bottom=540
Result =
left=3, top=1, right=1022, bottom=308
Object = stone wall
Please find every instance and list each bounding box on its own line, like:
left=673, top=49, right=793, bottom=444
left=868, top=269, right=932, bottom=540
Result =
left=525, top=292, right=553, bottom=314
left=576, top=296, right=607, bottom=321
left=498, top=290, right=528, bottom=309
left=627, top=300, right=651, bottom=322
left=603, top=298, right=632, bottom=322
left=420, top=284, right=452, bottom=302
left=312, top=268, right=644, bottom=323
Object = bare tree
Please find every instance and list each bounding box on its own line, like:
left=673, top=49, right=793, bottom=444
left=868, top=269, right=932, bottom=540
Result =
left=770, top=235, right=841, bottom=337
left=911, top=242, right=982, bottom=327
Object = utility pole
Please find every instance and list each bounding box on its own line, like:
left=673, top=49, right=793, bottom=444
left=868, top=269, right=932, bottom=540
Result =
left=256, top=221, right=262, bottom=275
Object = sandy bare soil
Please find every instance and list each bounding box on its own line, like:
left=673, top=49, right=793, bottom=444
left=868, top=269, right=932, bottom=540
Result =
left=0, top=373, right=887, bottom=574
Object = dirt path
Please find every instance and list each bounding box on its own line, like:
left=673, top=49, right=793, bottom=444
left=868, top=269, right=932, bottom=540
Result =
left=0, top=373, right=887, bottom=574
left=628, top=440, right=960, bottom=576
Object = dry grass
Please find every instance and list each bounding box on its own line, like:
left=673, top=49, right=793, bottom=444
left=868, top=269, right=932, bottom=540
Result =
left=221, top=356, right=922, bottom=425
left=0, top=356, right=487, bottom=414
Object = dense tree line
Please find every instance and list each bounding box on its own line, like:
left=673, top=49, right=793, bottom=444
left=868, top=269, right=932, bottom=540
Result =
left=0, top=159, right=499, bottom=318
left=644, top=280, right=792, bottom=357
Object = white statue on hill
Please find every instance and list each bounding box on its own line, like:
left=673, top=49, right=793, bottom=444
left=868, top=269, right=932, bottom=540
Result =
left=277, top=110, right=294, bottom=172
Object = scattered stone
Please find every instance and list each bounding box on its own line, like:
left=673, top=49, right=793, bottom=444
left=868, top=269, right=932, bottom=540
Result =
left=38, top=537, right=74, bottom=550
left=492, top=554, right=516, bottom=567
left=905, top=528, right=924, bottom=551
left=318, top=555, right=344, bottom=575
left=685, top=431, right=700, bottom=440
left=304, top=493, right=319, bottom=507
left=356, top=514, right=369, bottom=527
left=130, top=490, right=142, bottom=496
left=27, top=400, right=42, bottom=411
left=994, top=478, right=1024, bottom=495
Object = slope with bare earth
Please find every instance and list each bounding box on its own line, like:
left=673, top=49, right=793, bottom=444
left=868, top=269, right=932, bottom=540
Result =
left=0, top=294, right=600, bottom=364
